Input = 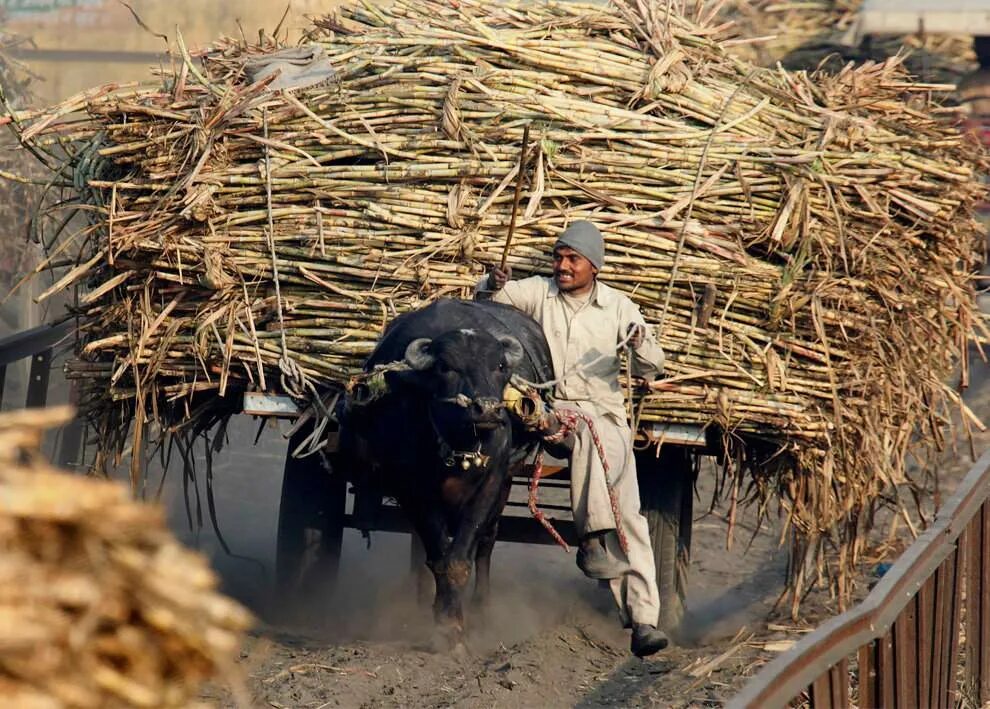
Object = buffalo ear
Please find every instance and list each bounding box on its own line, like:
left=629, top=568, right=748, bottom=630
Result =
left=498, top=335, right=524, bottom=369
left=404, top=338, right=435, bottom=370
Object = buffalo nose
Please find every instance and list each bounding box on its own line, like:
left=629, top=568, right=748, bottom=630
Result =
left=471, top=398, right=501, bottom=420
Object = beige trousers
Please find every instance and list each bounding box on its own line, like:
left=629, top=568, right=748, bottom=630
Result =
left=562, top=401, right=661, bottom=627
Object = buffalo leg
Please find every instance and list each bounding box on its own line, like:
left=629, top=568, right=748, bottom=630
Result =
left=437, top=462, right=513, bottom=642
left=396, top=493, right=464, bottom=643
left=473, top=476, right=513, bottom=610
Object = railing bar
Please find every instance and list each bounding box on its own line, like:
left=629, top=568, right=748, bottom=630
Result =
left=893, top=598, right=917, bottom=709
left=511, top=477, right=570, bottom=488
left=914, top=572, right=932, bottom=707
left=858, top=640, right=878, bottom=709
left=966, top=516, right=981, bottom=702
left=946, top=539, right=965, bottom=709
left=0, top=363, right=6, bottom=409
left=0, top=318, right=73, bottom=366
left=25, top=348, right=53, bottom=409
left=926, top=562, right=945, bottom=709
left=879, top=629, right=895, bottom=708
left=829, top=658, right=849, bottom=709
left=504, top=500, right=572, bottom=512
left=980, top=502, right=990, bottom=704
left=810, top=673, right=830, bottom=708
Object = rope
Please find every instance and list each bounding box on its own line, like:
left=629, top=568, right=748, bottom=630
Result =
left=529, top=407, right=629, bottom=555
left=261, top=107, right=288, bottom=362
left=528, top=450, right=570, bottom=550
left=260, top=106, right=335, bottom=458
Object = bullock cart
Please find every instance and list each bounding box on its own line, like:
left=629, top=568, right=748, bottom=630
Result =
left=3, top=0, right=985, bottom=623
left=245, top=391, right=708, bottom=631
left=0, top=319, right=706, bottom=631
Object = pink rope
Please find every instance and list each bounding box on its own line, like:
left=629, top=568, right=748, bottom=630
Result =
left=529, top=408, right=629, bottom=554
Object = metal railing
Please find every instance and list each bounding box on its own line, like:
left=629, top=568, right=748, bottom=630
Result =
left=0, top=318, right=83, bottom=467
left=731, top=448, right=990, bottom=708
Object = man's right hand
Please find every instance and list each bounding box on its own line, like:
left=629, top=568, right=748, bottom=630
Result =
left=488, top=265, right=511, bottom=291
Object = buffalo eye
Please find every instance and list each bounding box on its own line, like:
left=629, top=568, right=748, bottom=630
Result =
left=498, top=360, right=506, bottom=371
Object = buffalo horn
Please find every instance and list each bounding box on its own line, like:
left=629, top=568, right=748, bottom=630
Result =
left=497, top=335, right=524, bottom=368
left=404, top=338, right=435, bottom=370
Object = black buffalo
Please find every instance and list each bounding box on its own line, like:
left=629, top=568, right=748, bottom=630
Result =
left=334, top=298, right=554, bottom=649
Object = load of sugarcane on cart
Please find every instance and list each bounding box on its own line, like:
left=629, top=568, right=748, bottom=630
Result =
left=6, top=0, right=987, bottom=634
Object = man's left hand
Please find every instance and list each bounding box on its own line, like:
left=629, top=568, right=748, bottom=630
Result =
left=626, top=323, right=645, bottom=350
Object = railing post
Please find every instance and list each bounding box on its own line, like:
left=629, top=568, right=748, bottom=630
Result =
left=858, top=640, right=879, bottom=708
left=919, top=573, right=935, bottom=707
left=55, top=383, right=84, bottom=469
left=921, top=556, right=955, bottom=707
left=980, top=503, right=990, bottom=704
left=878, top=629, right=895, bottom=706
left=893, top=594, right=919, bottom=707
left=25, top=347, right=53, bottom=408
left=829, top=658, right=849, bottom=708
left=945, top=542, right=964, bottom=708
left=810, top=673, right=830, bottom=707
left=965, top=504, right=990, bottom=703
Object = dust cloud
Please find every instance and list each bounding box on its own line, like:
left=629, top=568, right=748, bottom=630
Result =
left=144, top=414, right=618, bottom=652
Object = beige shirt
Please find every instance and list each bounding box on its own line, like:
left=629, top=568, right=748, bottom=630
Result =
left=480, top=275, right=664, bottom=421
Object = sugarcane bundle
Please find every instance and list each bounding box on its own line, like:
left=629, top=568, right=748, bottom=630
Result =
left=0, top=22, right=43, bottom=291
left=722, top=0, right=976, bottom=82
left=8, top=0, right=986, bottom=606
left=0, top=406, right=251, bottom=708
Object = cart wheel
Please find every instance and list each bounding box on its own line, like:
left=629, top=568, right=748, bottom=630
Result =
left=637, top=445, right=695, bottom=635
left=275, top=436, right=345, bottom=611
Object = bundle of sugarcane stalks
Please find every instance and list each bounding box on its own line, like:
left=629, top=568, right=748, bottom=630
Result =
left=6, top=0, right=987, bottom=608
left=723, top=0, right=976, bottom=81
left=0, top=407, right=251, bottom=707
left=0, top=21, right=43, bottom=290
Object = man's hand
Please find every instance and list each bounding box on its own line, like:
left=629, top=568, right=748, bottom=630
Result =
left=488, top=265, right=511, bottom=291
left=626, top=323, right=646, bottom=350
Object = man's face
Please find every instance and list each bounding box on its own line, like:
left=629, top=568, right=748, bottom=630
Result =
left=553, top=245, right=597, bottom=294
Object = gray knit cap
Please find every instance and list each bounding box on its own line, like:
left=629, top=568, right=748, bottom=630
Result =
left=554, top=220, right=604, bottom=270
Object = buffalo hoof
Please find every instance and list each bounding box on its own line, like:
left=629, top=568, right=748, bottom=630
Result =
left=432, top=623, right=466, bottom=655
left=451, top=641, right=472, bottom=661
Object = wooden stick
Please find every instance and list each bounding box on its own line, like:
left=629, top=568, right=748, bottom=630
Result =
left=500, top=123, right=531, bottom=270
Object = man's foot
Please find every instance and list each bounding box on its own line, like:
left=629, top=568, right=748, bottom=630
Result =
left=577, top=531, right=624, bottom=579
left=630, top=623, right=669, bottom=657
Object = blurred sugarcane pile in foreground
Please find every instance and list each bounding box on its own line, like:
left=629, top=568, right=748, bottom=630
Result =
left=0, top=407, right=251, bottom=707
left=6, top=0, right=988, bottom=607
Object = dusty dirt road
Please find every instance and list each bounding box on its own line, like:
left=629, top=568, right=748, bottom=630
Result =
left=173, top=351, right=990, bottom=709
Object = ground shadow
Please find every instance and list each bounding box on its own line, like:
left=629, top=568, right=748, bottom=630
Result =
left=676, top=550, right=788, bottom=646
left=575, top=656, right=678, bottom=708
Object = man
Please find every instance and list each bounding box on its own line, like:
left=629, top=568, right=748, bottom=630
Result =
left=476, top=220, right=669, bottom=657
